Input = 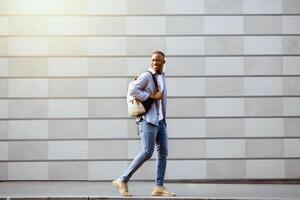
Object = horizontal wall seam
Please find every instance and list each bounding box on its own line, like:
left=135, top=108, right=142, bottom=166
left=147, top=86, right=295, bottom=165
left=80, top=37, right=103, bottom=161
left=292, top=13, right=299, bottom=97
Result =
left=7, top=179, right=297, bottom=183
left=0, top=157, right=299, bottom=162
left=1, top=137, right=300, bottom=142
left=1, top=96, right=300, bottom=100
left=1, top=34, right=300, bottom=37
left=1, top=116, right=300, bottom=121
left=1, top=75, right=300, bottom=78
left=0, top=14, right=300, bottom=17
left=1, top=55, right=300, bottom=58
left=2, top=179, right=300, bottom=183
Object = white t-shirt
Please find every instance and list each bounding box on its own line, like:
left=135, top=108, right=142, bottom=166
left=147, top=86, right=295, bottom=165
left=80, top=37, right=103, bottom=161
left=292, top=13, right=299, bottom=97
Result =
left=157, top=74, right=164, bottom=120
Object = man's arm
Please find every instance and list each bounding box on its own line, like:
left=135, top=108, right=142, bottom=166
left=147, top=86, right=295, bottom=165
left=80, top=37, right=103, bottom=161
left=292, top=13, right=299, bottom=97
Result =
left=128, top=73, right=151, bottom=102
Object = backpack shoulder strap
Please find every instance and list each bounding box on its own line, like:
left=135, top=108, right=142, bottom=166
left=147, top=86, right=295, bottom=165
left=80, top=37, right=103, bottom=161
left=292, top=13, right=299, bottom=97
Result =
left=147, top=71, right=158, bottom=91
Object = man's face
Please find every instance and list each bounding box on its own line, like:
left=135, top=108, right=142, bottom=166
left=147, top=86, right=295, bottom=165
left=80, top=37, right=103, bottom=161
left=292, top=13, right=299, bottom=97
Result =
left=151, top=53, right=165, bottom=74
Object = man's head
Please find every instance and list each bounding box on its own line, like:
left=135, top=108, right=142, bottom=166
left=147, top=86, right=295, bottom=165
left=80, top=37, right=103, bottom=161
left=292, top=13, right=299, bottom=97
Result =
left=151, top=51, right=165, bottom=75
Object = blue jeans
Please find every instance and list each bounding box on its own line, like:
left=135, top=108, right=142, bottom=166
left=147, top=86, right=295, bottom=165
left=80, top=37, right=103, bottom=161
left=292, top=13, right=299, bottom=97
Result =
left=120, top=119, right=168, bottom=186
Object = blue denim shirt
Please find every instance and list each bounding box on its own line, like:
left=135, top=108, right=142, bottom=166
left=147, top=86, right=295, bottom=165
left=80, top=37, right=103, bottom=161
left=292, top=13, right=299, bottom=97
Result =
left=127, top=70, right=167, bottom=126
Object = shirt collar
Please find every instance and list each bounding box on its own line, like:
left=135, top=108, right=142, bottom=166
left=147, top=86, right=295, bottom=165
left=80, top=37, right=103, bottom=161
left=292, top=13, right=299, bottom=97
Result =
left=148, top=68, right=164, bottom=76
left=148, top=68, right=157, bottom=75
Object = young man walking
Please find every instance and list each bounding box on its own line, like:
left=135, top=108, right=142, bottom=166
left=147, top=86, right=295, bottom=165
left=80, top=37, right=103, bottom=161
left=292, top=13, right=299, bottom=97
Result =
left=112, top=51, right=175, bottom=197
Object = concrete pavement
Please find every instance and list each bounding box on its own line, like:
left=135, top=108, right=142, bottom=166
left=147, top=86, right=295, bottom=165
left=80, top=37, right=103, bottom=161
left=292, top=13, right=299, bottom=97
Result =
left=0, top=181, right=300, bottom=200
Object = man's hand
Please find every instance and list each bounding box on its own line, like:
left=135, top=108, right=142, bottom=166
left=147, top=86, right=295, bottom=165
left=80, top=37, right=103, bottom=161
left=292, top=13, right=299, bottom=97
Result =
left=150, top=91, right=163, bottom=100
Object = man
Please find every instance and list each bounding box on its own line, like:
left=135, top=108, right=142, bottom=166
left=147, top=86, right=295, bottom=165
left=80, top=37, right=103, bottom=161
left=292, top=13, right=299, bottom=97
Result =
left=112, top=51, right=175, bottom=197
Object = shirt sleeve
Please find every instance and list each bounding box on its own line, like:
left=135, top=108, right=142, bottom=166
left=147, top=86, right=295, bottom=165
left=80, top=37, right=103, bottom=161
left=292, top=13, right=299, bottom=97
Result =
left=128, top=72, right=151, bottom=102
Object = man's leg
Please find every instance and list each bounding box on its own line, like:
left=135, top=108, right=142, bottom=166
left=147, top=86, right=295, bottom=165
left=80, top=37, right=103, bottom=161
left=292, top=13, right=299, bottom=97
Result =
left=113, top=120, right=158, bottom=196
left=155, top=120, right=168, bottom=186
left=152, top=120, right=175, bottom=196
left=120, top=120, right=157, bottom=182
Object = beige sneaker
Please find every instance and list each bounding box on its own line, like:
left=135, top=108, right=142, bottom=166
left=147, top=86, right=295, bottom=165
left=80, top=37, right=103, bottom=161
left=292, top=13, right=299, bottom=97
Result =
left=152, top=186, right=176, bottom=197
left=112, top=179, right=132, bottom=197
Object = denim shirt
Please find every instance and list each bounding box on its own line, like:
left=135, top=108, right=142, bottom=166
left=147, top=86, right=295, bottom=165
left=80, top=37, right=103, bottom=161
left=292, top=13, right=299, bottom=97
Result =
left=127, top=70, right=167, bottom=126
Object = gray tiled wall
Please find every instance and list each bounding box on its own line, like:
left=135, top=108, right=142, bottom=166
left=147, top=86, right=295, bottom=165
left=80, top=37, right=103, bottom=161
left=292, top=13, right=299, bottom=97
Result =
left=0, top=0, right=299, bottom=181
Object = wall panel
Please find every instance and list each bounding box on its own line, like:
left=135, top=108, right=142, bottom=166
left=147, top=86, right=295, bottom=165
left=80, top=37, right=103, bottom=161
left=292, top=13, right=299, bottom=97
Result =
left=0, top=0, right=299, bottom=181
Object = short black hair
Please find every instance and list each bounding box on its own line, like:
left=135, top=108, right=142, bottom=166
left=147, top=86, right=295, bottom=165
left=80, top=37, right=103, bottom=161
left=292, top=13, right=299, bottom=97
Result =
left=152, top=50, right=165, bottom=58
